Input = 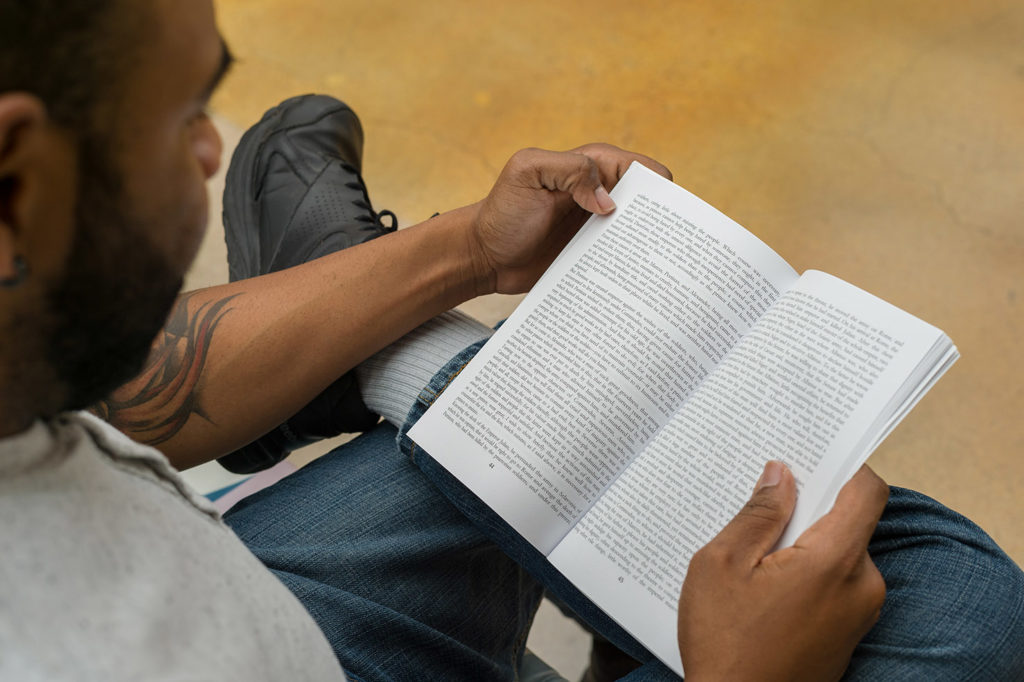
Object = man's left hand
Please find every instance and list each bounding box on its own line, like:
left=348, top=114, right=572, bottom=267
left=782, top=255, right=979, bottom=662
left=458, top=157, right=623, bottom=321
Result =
left=468, top=144, right=671, bottom=295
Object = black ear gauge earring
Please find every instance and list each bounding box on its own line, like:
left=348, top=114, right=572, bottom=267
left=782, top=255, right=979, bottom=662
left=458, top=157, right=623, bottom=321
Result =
left=0, top=255, right=29, bottom=289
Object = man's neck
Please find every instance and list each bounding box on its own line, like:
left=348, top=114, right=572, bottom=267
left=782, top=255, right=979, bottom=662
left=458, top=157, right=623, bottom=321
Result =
left=0, top=411, right=36, bottom=439
left=0, top=362, right=65, bottom=438
left=0, top=382, right=44, bottom=439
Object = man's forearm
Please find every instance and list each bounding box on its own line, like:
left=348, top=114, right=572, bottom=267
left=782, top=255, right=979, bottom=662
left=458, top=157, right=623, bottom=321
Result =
left=94, top=205, right=486, bottom=470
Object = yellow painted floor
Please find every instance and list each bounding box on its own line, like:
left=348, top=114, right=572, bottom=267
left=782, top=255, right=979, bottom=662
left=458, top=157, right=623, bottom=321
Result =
left=187, top=0, right=1023, bottom=670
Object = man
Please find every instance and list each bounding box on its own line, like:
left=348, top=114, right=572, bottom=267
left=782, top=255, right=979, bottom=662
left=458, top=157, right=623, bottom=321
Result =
left=0, top=1, right=1021, bottom=680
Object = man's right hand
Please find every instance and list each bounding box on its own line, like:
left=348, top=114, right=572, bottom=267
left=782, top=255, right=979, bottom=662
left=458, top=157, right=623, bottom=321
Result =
left=678, top=462, right=889, bottom=682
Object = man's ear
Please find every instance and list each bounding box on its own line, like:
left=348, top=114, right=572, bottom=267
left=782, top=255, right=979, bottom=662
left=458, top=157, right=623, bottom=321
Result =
left=0, top=93, right=50, bottom=283
left=0, top=94, right=80, bottom=290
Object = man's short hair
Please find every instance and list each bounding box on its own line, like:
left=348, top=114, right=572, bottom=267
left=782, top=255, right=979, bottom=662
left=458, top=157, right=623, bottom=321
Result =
left=0, top=0, right=140, bottom=136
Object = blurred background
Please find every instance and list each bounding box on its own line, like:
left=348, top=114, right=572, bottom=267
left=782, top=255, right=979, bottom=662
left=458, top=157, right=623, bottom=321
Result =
left=182, top=1, right=1024, bottom=676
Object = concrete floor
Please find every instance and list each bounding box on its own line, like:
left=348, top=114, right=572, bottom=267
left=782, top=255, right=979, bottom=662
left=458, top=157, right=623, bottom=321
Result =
left=184, top=0, right=1024, bottom=676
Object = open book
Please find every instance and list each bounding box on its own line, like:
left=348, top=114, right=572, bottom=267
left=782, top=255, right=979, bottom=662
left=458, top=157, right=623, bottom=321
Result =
left=408, top=162, right=958, bottom=676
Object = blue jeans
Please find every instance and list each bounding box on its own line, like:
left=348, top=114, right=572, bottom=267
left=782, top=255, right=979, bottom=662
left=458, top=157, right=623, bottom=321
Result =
left=224, top=339, right=1024, bottom=681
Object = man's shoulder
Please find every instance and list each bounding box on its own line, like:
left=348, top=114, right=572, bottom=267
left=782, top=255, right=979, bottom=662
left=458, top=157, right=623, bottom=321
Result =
left=71, top=410, right=169, bottom=463
left=0, top=415, right=345, bottom=682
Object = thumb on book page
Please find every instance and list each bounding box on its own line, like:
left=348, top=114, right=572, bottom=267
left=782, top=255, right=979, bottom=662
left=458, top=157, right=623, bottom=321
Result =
left=708, top=461, right=798, bottom=566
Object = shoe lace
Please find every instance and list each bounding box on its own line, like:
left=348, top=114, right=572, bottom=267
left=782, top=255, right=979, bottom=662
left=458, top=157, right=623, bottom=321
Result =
left=341, top=161, right=399, bottom=233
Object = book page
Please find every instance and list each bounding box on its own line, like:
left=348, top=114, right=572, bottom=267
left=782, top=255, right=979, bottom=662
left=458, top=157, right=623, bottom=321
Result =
left=409, top=162, right=798, bottom=553
left=548, top=270, right=954, bottom=677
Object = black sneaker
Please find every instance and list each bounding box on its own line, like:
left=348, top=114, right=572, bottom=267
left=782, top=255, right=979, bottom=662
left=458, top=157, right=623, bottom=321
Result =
left=218, top=94, right=395, bottom=475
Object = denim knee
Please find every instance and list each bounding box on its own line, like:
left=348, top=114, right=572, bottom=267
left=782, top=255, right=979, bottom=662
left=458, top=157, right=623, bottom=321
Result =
left=845, top=486, right=1024, bottom=680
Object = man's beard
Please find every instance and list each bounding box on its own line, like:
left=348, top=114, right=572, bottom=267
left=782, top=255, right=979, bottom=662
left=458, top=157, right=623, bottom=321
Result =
left=44, top=137, right=186, bottom=412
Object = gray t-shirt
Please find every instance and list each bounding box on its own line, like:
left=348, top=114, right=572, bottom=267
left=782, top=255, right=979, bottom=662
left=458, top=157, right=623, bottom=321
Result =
left=0, top=412, right=345, bottom=681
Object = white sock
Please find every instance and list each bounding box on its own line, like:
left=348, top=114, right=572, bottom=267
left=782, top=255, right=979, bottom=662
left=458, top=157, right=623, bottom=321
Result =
left=356, top=309, right=493, bottom=426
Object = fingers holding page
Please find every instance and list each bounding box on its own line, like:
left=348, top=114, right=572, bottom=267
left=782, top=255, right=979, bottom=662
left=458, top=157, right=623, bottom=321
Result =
left=795, top=465, right=889, bottom=558
left=570, top=142, right=673, bottom=194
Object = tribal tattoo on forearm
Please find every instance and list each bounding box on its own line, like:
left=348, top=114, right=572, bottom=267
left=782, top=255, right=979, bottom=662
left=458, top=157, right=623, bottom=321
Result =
left=92, top=291, right=240, bottom=446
